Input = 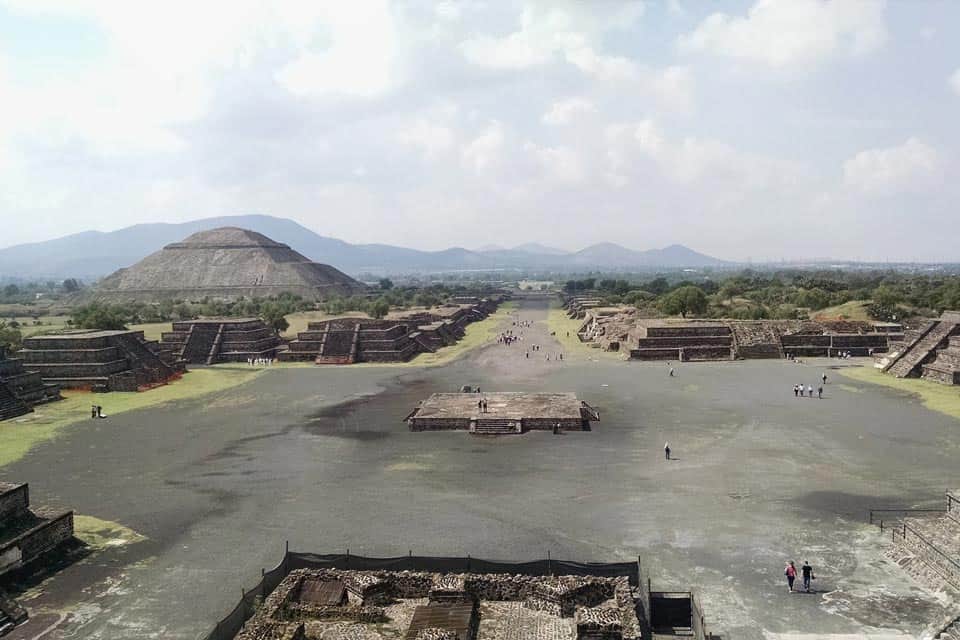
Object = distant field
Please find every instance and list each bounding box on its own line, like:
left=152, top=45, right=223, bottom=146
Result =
left=128, top=321, right=171, bottom=341
left=8, top=315, right=71, bottom=337
left=812, top=300, right=871, bottom=321
left=282, top=310, right=370, bottom=339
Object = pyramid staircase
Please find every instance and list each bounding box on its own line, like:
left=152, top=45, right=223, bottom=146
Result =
left=473, top=418, right=519, bottom=435
left=0, top=383, right=30, bottom=421
left=885, top=316, right=960, bottom=378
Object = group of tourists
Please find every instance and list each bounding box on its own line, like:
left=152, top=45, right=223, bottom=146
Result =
left=513, top=319, right=532, bottom=328
left=498, top=330, right=522, bottom=346
left=784, top=560, right=816, bottom=593
left=477, top=398, right=489, bottom=413
left=89, top=405, right=105, bottom=419
left=793, top=372, right=828, bottom=399
left=247, top=357, right=275, bottom=366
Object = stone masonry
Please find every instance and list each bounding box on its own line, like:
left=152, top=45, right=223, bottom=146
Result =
left=0, top=346, right=61, bottom=421
left=160, top=318, right=283, bottom=365
left=0, top=482, right=74, bottom=579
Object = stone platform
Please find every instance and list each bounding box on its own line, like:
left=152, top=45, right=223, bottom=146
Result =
left=18, top=330, right=184, bottom=392
left=0, top=482, right=74, bottom=579
left=406, top=392, right=600, bottom=434
left=0, top=347, right=61, bottom=421
left=160, top=318, right=282, bottom=365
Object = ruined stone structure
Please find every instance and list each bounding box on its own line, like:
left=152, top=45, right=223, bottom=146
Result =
left=0, top=347, right=61, bottom=421
left=160, top=318, right=283, bottom=365
left=0, top=482, right=74, bottom=579
left=881, top=311, right=960, bottom=384
left=234, top=568, right=640, bottom=640
left=93, top=227, right=366, bottom=302
left=575, top=306, right=903, bottom=362
left=406, top=392, right=600, bottom=434
left=880, top=490, right=960, bottom=639
left=280, top=301, right=498, bottom=365
left=566, top=296, right=605, bottom=319
left=18, top=330, right=184, bottom=392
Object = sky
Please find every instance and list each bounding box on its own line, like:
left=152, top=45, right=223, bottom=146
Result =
left=0, top=0, right=957, bottom=262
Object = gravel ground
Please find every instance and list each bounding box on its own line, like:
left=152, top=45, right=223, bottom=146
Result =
left=1, top=297, right=956, bottom=640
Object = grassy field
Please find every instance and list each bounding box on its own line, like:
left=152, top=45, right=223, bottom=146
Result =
left=545, top=304, right=621, bottom=360
left=127, top=321, right=171, bottom=341
left=9, top=315, right=72, bottom=337
left=812, top=300, right=872, bottom=321
left=73, top=515, right=146, bottom=550
left=837, top=365, right=960, bottom=422
left=281, top=310, right=371, bottom=339
left=0, top=365, right=266, bottom=468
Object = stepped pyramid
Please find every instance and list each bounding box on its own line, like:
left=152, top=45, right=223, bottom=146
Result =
left=93, top=227, right=366, bottom=302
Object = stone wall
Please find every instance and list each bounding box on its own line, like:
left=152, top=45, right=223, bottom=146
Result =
left=0, top=484, right=28, bottom=521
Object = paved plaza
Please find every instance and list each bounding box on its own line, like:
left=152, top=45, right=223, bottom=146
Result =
left=1, top=298, right=957, bottom=639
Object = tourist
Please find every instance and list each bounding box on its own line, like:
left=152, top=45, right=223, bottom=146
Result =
left=785, top=561, right=797, bottom=592
left=477, top=399, right=483, bottom=412
left=793, top=385, right=798, bottom=397
left=91, top=405, right=97, bottom=419
left=669, top=367, right=675, bottom=377
left=801, top=561, right=815, bottom=592
left=822, top=373, right=828, bottom=385
left=807, top=385, right=814, bottom=398
left=96, top=405, right=104, bottom=419
left=817, top=386, right=823, bottom=399
left=482, top=399, right=488, bottom=413
left=664, top=442, right=671, bottom=460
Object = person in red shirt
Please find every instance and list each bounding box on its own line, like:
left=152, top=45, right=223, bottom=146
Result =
left=784, top=561, right=797, bottom=592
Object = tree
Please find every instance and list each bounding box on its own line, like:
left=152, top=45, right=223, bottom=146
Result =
left=62, top=278, right=81, bottom=293
left=659, top=286, right=708, bottom=318
left=0, top=321, right=22, bottom=353
left=2, top=284, right=19, bottom=298
left=370, top=298, right=390, bottom=319
left=378, top=278, right=394, bottom=290
left=260, top=304, right=289, bottom=333
left=71, top=303, right=128, bottom=330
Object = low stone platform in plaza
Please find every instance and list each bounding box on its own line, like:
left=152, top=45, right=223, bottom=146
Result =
left=160, top=318, right=282, bottom=365
left=406, top=392, right=600, bottom=434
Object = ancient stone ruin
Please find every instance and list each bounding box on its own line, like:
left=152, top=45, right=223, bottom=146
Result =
left=406, top=392, right=600, bottom=435
left=280, top=301, right=498, bottom=365
left=880, top=311, right=960, bottom=384
left=17, top=330, right=184, bottom=392
left=93, top=227, right=366, bottom=302
left=0, top=347, right=61, bottom=421
left=574, top=301, right=904, bottom=362
left=160, top=318, right=283, bottom=365
left=234, top=568, right=640, bottom=640
left=0, top=482, right=74, bottom=579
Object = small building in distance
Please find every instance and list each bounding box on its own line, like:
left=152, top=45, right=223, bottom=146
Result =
left=0, top=346, right=61, bottom=421
left=160, top=318, right=283, bottom=365
left=406, top=391, right=600, bottom=434
left=17, top=330, right=184, bottom=392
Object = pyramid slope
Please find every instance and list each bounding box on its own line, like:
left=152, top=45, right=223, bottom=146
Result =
left=94, top=227, right=365, bottom=301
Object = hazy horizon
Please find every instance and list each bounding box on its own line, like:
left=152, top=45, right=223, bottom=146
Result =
left=1, top=1, right=958, bottom=262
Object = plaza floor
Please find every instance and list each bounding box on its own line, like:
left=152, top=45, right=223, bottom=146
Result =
left=1, top=298, right=958, bottom=640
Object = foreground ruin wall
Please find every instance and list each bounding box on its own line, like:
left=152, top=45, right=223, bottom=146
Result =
left=0, top=482, right=74, bottom=578
left=17, top=330, right=184, bottom=392
left=882, top=311, right=960, bottom=384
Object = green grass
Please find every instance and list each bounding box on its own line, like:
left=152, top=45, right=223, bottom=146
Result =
left=837, top=365, right=960, bottom=422
left=545, top=305, right=621, bottom=360
left=812, top=300, right=872, bottom=321
left=0, top=366, right=265, bottom=468
left=73, top=515, right=146, bottom=550
left=127, top=321, right=171, bottom=342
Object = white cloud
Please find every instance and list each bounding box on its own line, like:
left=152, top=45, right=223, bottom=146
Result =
left=397, top=119, right=456, bottom=159
left=524, top=143, right=586, bottom=184
left=461, top=122, right=506, bottom=174
left=679, top=0, right=887, bottom=68
left=542, top=97, right=596, bottom=125
left=843, top=137, right=941, bottom=196
left=950, top=68, right=960, bottom=97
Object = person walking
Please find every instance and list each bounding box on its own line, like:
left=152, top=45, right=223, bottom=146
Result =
left=785, top=561, right=797, bottom=592
left=664, top=442, right=671, bottom=460
left=669, top=367, right=675, bottom=377
left=801, top=561, right=815, bottom=592
left=807, top=385, right=814, bottom=398
left=817, top=386, right=823, bottom=399
left=821, top=372, right=828, bottom=385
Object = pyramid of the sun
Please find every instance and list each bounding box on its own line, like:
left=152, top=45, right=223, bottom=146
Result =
left=94, top=227, right=366, bottom=301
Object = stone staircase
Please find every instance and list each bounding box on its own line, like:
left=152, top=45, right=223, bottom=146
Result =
left=0, top=383, right=30, bottom=421
left=936, top=616, right=960, bottom=640
left=886, top=319, right=959, bottom=378
left=473, top=418, right=519, bottom=435
left=181, top=325, right=219, bottom=364
left=922, top=336, right=960, bottom=385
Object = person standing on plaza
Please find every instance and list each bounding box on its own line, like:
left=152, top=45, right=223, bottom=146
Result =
left=785, top=561, right=797, bottom=592
left=801, top=561, right=815, bottom=592
left=664, top=442, right=671, bottom=460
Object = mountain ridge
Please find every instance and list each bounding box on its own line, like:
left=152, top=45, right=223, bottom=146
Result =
left=0, top=215, right=729, bottom=279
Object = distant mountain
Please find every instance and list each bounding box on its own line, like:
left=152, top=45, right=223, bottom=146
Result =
left=0, top=214, right=729, bottom=279
left=512, top=242, right=569, bottom=256
left=476, top=244, right=506, bottom=252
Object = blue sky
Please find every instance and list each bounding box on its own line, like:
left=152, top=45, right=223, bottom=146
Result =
left=0, top=0, right=957, bottom=261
